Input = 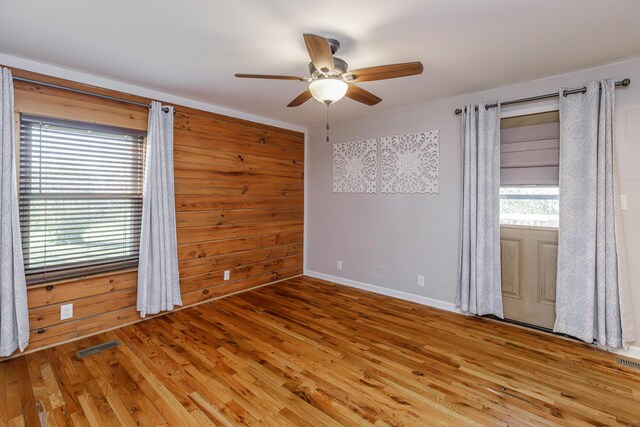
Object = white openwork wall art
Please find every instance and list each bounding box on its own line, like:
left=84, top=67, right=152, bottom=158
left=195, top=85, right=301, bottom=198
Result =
left=332, top=139, right=377, bottom=193
left=380, top=130, right=439, bottom=193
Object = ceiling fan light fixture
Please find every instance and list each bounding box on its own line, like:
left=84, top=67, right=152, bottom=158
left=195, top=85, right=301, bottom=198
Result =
left=309, top=78, right=348, bottom=105
left=235, top=34, right=424, bottom=108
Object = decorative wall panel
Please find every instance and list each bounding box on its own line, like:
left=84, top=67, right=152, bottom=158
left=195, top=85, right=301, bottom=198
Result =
left=333, top=139, right=377, bottom=193
left=380, top=130, right=439, bottom=193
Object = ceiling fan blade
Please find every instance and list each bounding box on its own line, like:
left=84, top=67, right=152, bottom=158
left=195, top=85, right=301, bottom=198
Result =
left=235, top=73, right=306, bottom=81
left=346, top=62, right=423, bottom=82
left=303, top=34, right=335, bottom=74
left=346, top=84, right=382, bottom=106
left=287, top=89, right=313, bottom=107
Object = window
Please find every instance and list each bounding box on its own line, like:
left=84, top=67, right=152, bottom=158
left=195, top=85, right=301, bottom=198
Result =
left=19, top=115, right=145, bottom=284
left=500, top=187, right=559, bottom=227
left=499, top=112, right=560, bottom=228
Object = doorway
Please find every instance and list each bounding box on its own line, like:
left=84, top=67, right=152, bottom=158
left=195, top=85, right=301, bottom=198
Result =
left=499, top=111, right=559, bottom=330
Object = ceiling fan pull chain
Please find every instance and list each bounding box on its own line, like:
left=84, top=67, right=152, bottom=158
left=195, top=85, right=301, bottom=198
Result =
left=326, top=104, right=330, bottom=143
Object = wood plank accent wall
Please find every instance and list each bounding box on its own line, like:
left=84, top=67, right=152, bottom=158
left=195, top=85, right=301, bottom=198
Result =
left=4, top=67, right=304, bottom=357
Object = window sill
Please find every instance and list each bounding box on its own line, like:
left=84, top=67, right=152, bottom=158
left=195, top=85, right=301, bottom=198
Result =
left=26, top=267, right=138, bottom=290
left=500, top=224, right=558, bottom=232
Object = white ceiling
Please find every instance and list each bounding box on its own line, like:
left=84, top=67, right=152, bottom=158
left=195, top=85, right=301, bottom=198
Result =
left=1, top=0, right=640, bottom=128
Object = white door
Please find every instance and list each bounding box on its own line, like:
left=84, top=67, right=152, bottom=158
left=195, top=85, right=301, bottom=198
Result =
left=500, top=226, right=557, bottom=329
left=499, top=112, right=559, bottom=330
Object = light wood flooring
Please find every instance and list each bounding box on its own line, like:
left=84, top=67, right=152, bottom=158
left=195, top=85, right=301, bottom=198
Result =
left=1, top=276, right=639, bottom=426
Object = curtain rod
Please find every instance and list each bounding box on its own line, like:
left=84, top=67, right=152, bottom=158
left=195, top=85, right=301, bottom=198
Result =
left=13, top=76, right=175, bottom=114
left=454, top=78, right=631, bottom=115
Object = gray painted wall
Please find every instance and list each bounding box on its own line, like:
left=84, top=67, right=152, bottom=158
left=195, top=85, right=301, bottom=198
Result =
left=306, top=57, right=640, bottom=340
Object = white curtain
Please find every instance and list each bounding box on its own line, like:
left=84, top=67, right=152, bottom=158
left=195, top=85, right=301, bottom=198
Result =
left=554, top=80, right=636, bottom=349
left=137, top=101, right=181, bottom=318
left=0, top=67, right=29, bottom=356
left=457, top=103, right=504, bottom=317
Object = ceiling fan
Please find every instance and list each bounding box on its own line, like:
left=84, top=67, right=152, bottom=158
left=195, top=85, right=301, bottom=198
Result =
left=235, top=34, right=424, bottom=107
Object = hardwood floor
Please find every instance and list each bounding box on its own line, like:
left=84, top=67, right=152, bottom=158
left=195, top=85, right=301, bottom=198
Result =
left=1, top=276, right=639, bottom=426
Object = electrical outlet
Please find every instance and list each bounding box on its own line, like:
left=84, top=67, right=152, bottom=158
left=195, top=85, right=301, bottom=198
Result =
left=224, top=270, right=230, bottom=280
left=337, top=260, right=342, bottom=270
left=60, top=303, right=73, bottom=320
left=621, top=194, right=628, bottom=210
left=417, top=275, right=425, bottom=287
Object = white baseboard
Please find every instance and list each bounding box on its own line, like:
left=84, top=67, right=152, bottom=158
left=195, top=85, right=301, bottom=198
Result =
left=615, top=345, right=640, bottom=361
left=304, top=270, right=458, bottom=313
left=303, top=270, right=640, bottom=361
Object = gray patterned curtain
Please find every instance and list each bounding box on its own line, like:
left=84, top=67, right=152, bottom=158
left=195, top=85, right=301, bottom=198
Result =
left=554, top=79, right=636, bottom=350
left=0, top=67, right=30, bottom=356
left=457, top=102, right=503, bottom=317
left=136, top=101, right=181, bottom=318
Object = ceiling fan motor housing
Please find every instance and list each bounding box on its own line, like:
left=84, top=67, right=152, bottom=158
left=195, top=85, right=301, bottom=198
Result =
left=327, top=38, right=340, bottom=55
left=309, top=57, right=348, bottom=77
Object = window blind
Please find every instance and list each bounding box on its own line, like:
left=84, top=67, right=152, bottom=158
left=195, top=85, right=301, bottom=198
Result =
left=500, top=121, right=559, bottom=186
left=19, top=115, right=146, bottom=285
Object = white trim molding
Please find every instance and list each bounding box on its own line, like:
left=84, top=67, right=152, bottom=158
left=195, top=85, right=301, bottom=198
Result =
left=615, top=346, right=640, bottom=361
left=303, top=270, right=640, bottom=361
left=304, top=270, right=458, bottom=313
